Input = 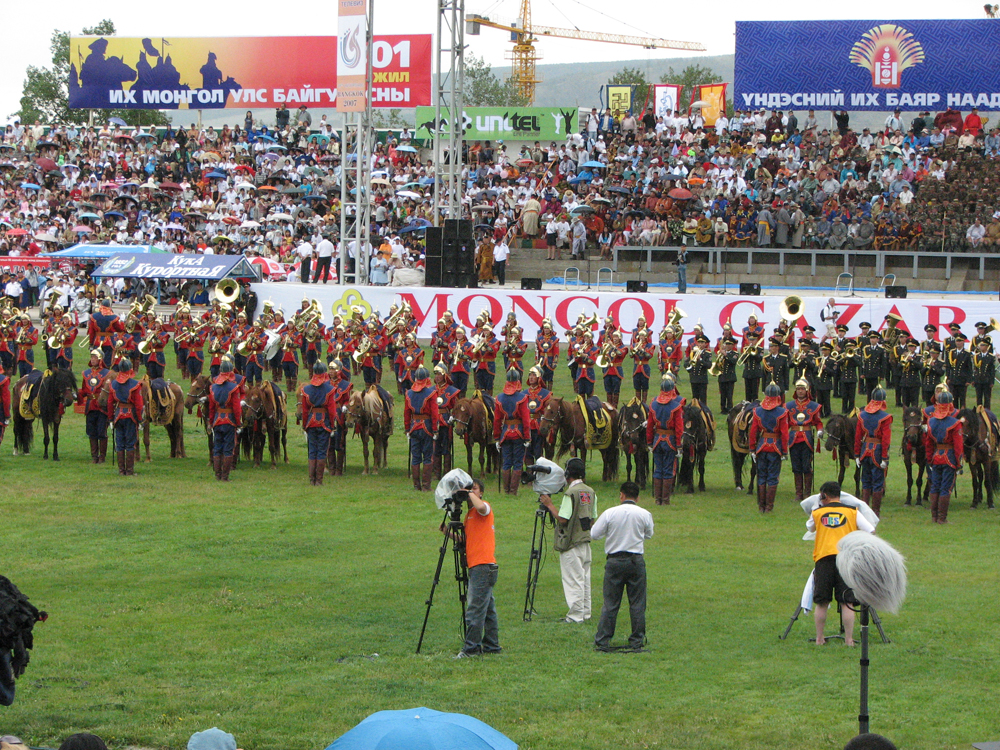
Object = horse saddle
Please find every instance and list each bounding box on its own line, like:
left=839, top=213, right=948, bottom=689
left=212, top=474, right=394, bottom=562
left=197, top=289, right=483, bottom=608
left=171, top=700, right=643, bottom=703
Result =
left=577, top=395, right=613, bottom=451
left=473, top=390, right=495, bottom=437
left=732, top=404, right=754, bottom=453
left=149, top=377, right=176, bottom=425
left=18, top=370, right=43, bottom=421
left=975, top=404, right=999, bottom=454
left=690, top=398, right=717, bottom=451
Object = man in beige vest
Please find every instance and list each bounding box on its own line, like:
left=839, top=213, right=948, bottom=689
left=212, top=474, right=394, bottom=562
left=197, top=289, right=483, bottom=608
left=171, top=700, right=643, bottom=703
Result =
left=540, top=457, right=595, bottom=623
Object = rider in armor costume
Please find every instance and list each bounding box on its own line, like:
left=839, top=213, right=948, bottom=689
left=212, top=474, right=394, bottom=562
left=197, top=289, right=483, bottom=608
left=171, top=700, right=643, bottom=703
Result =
left=300, top=360, right=336, bottom=486
left=326, top=359, right=353, bottom=478
left=77, top=349, right=111, bottom=464
left=647, top=373, right=685, bottom=506
left=109, top=359, right=144, bottom=477
left=208, top=358, right=243, bottom=483
left=924, top=391, right=964, bottom=523
left=748, top=381, right=789, bottom=513
left=493, top=368, right=532, bottom=495
left=854, top=386, right=893, bottom=517
left=404, top=366, right=441, bottom=492
left=785, top=378, right=823, bottom=502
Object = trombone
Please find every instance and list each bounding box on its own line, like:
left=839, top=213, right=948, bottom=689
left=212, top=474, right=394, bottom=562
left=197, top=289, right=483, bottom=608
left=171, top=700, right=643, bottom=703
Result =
left=737, top=340, right=761, bottom=366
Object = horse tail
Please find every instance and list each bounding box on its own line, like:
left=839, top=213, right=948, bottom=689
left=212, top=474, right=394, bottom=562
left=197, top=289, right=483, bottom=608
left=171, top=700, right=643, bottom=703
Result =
left=991, top=458, right=1000, bottom=491
left=13, top=413, right=33, bottom=454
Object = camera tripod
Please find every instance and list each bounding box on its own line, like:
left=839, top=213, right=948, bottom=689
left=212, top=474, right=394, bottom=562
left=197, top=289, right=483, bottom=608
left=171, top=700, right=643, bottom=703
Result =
left=523, top=503, right=554, bottom=621
left=779, top=599, right=889, bottom=644
left=416, top=507, right=469, bottom=653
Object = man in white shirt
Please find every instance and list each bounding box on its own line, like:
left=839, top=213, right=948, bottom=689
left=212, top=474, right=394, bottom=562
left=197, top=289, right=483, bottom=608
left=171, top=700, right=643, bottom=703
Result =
left=313, top=234, right=335, bottom=283
left=492, top=236, right=510, bottom=286
left=592, top=481, right=654, bottom=652
left=296, top=237, right=315, bottom=285
left=967, top=218, right=987, bottom=247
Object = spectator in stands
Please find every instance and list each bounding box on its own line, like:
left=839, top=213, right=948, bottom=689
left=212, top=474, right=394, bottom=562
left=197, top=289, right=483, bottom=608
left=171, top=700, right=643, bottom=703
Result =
left=967, top=218, right=987, bottom=247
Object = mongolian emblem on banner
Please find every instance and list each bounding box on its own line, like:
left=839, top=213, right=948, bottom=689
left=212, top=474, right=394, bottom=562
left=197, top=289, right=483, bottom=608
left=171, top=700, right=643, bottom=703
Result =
left=849, top=24, right=926, bottom=89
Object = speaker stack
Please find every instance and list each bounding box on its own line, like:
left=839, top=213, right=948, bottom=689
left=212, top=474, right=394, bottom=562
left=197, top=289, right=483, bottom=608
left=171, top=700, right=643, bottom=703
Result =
left=442, top=219, right=476, bottom=288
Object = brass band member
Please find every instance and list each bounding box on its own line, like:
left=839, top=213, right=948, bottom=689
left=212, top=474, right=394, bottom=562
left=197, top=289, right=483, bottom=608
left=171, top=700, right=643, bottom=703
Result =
left=785, top=378, right=822, bottom=502
left=945, top=334, right=972, bottom=409
left=630, top=329, right=655, bottom=404
left=715, top=337, right=738, bottom=415
left=973, top=337, right=996, bottom=410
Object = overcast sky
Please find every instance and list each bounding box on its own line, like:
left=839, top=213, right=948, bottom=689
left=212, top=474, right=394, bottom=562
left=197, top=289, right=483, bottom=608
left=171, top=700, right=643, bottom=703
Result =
left=2, top=0, right=986, bottom=120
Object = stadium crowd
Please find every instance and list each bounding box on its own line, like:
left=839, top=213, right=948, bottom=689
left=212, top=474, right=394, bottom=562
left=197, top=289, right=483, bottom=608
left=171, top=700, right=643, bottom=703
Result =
left=2, top=100, right=1000, bottom=294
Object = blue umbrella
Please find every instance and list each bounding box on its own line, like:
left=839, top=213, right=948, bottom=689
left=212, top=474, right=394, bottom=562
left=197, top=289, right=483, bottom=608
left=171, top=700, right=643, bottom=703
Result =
left=206, top=171, right=228, bottom=180
left=398, top=223, right=426, bottom=234
left=395, top=144, right=418, bottom=153
left=21, top=182, right=40, bottom=190
left=104, top=210, right=126, bottom=219
left=258, top=133, right=277, bottom=143
left=582, top=160, right=606, bottom=168
left=419, top=177, right=435, bottom=186
left=606, top=186, right=631, bottom=195
left=327, top=707, right=517, bottom=750
left=108, top=117, right=127, bottom=127
left=266, top=144, right=288, bottom=152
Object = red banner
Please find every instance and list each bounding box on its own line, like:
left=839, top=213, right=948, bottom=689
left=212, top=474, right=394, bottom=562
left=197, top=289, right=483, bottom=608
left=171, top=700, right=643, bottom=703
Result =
left=68, top=35, right=431, bottom=110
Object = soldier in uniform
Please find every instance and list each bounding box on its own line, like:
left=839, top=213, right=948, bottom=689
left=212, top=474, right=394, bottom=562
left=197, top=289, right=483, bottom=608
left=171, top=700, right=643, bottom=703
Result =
left=920, top=323, right=942, bottom=358
left=741, top=331, right=764, bottom=402
left=785, top=378, right=823, bottom=501
left=448, top=327, right=473, bottom=398
left=792, top=339, right=816, bottom=388
left=942, top=322, right=962, bottom=355
left=854, top=386, right=893, bottom=517
left=432, top=363, right=460, bottom=480
left=898, top=340, right=922, bottom=408
left=833, top=324, right=851, bottom=353
left=88, top=296, right=124, bottom=367
left=647, top=374, right=685, bottom=506
left=855, top=321, right=874, bottom=350
left=921, top=348, right=946, bottom=406
left=473, top=322, right=500, bottom=396
left=493, top=368, right=532, bottom=495
left=686, top=333, right=713, bottom=403
left=881, top=313, right=904, bottom=391
left=945, top=334, right=972, bottom=409
left=535, top=319, right=559, bottom=391
left=764, top=336, right=789, bottom=395
left=300, top=360, right=336, bottom=486
left=839, top=340, right=860, bottom=413
left=208, top=359, right=243, bottom=483
left=813, top=342, right=836, bottom=417
left=404, top=366, right=441, bottom=492
left=715, top=337, right=739, bottom=414
left=890, top=329, right=910, bottom=406
left=108, top=359, right=144, bottom=477
left=925, top=391, right=963, bottom=523
left=77, top=349, right=111, bottom=464
left=572, top=331, right=599, bottom=398
left=973, top=321, right=994, bottom=354
left=861, top=331, right=886, bottom=398
left=325, top=359, right=352, bottom=478
left=524, top=366, right=552, bottom=466
left=601, top=330, right=627, bottom=408
left=630, top=329, right=655, bottom=404
left=748, top=381, right=789, bottom=513
left=972, top=337, right=996, bottom=409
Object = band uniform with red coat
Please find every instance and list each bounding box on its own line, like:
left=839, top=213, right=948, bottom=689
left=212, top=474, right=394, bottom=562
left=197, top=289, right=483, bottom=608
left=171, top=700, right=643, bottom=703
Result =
left=432, top=366, right=461, bottom=475
left=785, top=379, right=823, bottom=501
left=647, top=378, right=685, bottom=493
left=572, top=336, right=599, bottom=397
left=924, top=392, right=964, bottom=523
left=404, top=368, right=441, bottom=491
left=300, top=366, right=337, bottom=462
left=108, top=361, right=144, bottom=475
left=493, top=371, right=531, bottom=492
left=0, top=363, right=10, bottom=448
left=88, top=302, right=124, bottom=367
left=14, top=318, right=38, bottom=378
left=748, top=383, right=789, bottom=512
left=854, top=388, right=893, bottom=514
left=77, top=351, right=112, bottom=462
left=524, top=367, right=551, bottom=465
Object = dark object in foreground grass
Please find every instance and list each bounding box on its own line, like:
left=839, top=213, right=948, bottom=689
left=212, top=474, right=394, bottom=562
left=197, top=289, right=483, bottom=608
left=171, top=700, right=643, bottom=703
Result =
left=0, top=575, right=48, bottom=707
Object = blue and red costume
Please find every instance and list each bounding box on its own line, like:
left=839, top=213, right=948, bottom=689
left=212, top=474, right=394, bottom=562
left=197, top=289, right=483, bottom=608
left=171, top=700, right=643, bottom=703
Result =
left=15, top=323, right=38, bottom=378
left=78, top=361, right=112, bottom=452
left=325, top=370, right=353, bottom=475
left=474, top=331, right=501, bottom=394
left=405, top=374, right=441, bottom=490
left=748, top=390, right=789, bottom=504
left=145, top=330, right=170, bottom=380
left=208, top=371, right=243, bottom=460
left=602, top=342, right=627, bottom=403
left=493, top=378, right=531, bottom=491
left=109, top=367, right=144, bottom=475
left=854, top=400, right=893, bottom=508
left=186, top=327, right=209, bottom=378
left=632, top=340, right=655, bottom=399
left=301, top=371, right=337, bottom=461
left=573, top=342, right=599, bottom=397
left=449, top=338, right=473, bottom=395
left=55, top=325, right=78, bottom=370
left=924, top=404, right=963, bottom=523
left=88, top=305, right=124, bottom=367
left=525, top=381, right=552, bottom=465
left=785, top=392, right=822, bottom=499
left=647, top=385, right=685, bottom=502
left=0, top=365, right=10, bottom=448
left=535, top=333, right=559, bottom=387
left=433, top=378, right=461, bottom=469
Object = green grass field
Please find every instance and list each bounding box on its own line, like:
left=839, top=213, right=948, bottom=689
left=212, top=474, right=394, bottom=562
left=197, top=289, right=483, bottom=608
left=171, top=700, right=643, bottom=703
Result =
left=3, top=350, right=998, bottom=750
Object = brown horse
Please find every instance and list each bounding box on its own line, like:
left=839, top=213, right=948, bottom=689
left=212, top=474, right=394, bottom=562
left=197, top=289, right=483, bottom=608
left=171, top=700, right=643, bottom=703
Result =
left=824, top=413, right=860, bottom=496
left=617, top=399, right=649, bottom=490
left=11, top=368, right=77, bottom=460
left=345, top=385, right=392, bottom=474
left=727, top=400, right=756, bottom=493
left=678, top=401, right=713, bottom=494
left=901, top=405, right=928, bottom=506
left=241, top=381, right=288, bottom=468
left=451, top=393, right=498, bottom=478
left=140, top=375, right=186, bottom=461
left=538, top=396, right=619, bottom=482
left=958, top=407, right=1000, bottom=509
left=184, top=374, right=215, bottom=463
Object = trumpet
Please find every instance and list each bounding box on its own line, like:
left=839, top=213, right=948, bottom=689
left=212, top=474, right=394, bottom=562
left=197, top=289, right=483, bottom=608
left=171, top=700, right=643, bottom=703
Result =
left=708, top=352, right=725, bottom=377
left=384, top=300, right=412, bottom=335
left=175, top=320, right=211, bottom=344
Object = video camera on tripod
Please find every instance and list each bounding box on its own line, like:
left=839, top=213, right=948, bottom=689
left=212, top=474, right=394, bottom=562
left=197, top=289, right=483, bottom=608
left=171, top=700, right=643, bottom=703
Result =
left=522, top=458, right=566, bottom=621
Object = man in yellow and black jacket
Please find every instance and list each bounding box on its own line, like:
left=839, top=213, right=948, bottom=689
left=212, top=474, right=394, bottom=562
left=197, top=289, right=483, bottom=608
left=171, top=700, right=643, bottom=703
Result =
left=806, top=481, right=876, bottom=646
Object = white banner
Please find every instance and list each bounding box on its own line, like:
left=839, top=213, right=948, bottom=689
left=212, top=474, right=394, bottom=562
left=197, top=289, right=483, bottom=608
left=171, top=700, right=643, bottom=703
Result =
left=654, top=84, right=681, bottom=118
left=250, top=283, right=994, bottom=344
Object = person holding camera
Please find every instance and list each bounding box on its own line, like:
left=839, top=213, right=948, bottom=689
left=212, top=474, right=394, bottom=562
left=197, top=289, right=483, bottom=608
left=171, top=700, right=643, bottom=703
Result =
left=592, top=481, right=654, bottom=652
left=493, top=369, right=532, bottom=495
left=405, top=366, right=442, bottom=492
left=455, top=478, right=502, bottom=658
left=539, top=457, right=596, bottom=623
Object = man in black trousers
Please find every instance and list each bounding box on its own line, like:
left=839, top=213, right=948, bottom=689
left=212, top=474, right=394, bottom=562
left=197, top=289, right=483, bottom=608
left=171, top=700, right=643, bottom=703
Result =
left=592, top=481, right=654, bottom=653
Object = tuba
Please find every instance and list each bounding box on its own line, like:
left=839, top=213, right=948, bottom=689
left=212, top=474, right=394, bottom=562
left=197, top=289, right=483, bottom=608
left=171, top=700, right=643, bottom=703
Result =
left=215, top=278, right=240, bottom=305
left=779, top=295, right=805, bottom=323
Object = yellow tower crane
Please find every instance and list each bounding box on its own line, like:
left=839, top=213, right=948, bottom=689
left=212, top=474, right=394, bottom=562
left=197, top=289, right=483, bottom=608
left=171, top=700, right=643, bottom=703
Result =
left=466, top=0, right=705, bottom=105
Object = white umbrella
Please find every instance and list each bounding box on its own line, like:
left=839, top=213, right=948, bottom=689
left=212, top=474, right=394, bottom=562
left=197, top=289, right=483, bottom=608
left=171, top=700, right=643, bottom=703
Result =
left=34, top=233, right=58, bottom=242
left=689, top=100, right=710, bottom=109
left=267, top=213, right=293, bottom=222
left=241, top=220, right=262, bottom=228
left=235, top=181, right=257, bottom=190
left=396, top=190, right=422, bottom=200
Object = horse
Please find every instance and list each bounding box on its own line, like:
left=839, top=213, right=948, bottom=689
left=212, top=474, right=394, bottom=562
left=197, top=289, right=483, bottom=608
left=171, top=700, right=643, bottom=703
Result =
left=617, top=399, right=649, bottom=490
left=345, top=385, right=392, bottom=475
left=451, top=393, right=498, bottom=478
left=139, top=375, right=186, bottom=461
left=11, top=368, right=77, bottom=460
left=958, top=407, right=1000, bottom=509
left=185, top=374, right=215, bottom=463
left=727, top=400, right=756, bottom=494
left=901, top=405, right=929, bottom=506
left=241, top=381, right=288, bottom=468
left=823, top=413, right=860, bottom=496
left=678, top=401, right=713, bottom=494
left=538, top=396, right=619, bottom=483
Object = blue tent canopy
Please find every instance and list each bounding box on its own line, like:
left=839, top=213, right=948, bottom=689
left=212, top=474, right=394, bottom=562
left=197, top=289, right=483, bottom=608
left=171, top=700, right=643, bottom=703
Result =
left=41, top=244, right=155, bottom=259
left=93, top=252, right=260, bottom=281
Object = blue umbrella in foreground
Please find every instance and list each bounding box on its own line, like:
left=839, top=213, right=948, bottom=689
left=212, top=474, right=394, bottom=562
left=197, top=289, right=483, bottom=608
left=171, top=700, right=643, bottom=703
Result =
left=327, top=707, right=517, bottom=750
left=581, top=160, right=606, bottom=168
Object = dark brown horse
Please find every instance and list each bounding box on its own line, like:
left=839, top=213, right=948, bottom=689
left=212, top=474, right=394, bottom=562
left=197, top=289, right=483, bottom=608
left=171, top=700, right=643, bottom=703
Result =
left=824, top=413, right=860, bottom=496
left=727, top=400, right=756, bottom=493
left=140, top=375, right=186, bottom=461
left=185, top=374, right=214, bottom=462
left=617, top=399, right=649, bottom=489
left=678, top=401, right=713, bottom=494
left=538, top=396, right=619, bottom=482
left=451, top=393, right=497, bottom=478
left=11, top=368, right=77, bottom=460
left=344, top=385, right=392, bottom=474
left=901, top=405, right=928, bottom=506
left=958, top=407, right=1000, bottom=509
left=241, top=381, right=288, bottom=468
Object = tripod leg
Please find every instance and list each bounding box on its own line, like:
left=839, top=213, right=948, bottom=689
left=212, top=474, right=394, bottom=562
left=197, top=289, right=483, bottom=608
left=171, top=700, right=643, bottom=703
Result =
left=869, top=608, right=891, bottom=644
left=859, top=605, right=870, bottom=735
left=780, top=604, right=805, bottom=640
left=523, top=510, right=547, bottom=621
left=417, top=512, right=454, bottom=654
